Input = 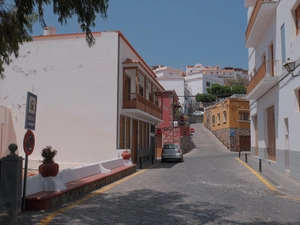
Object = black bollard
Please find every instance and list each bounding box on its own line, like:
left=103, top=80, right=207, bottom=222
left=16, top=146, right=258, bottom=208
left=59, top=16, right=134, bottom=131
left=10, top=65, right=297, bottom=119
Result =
left=152, top=155, right=154, bottom=164
left=245, top=153, right=248, bottom=163
left=259, top=159, right=262, bottom=172
left=239, top=151, right=241, bottom=158
left=139, top=157, right=142, bottom=169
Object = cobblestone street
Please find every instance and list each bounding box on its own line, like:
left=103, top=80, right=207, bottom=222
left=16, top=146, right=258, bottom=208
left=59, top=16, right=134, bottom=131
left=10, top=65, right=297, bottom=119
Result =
left=2, top=123, right=300, bottom=224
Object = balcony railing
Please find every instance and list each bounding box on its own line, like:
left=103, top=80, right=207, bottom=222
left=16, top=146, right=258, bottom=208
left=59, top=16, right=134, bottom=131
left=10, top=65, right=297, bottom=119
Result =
left=123, top=93, right=162, bottom=119
left=247, top=60, right=279, bottom=95
left=245, top=0, right=273, bottom=42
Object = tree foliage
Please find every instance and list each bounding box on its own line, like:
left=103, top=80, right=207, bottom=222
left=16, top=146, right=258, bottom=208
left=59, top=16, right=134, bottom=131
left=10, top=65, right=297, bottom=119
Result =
left=207, top=83, right=232, bottom=97
left=204, top=83, right=247, bottom=99
left=231, top=85, right=247, bottom=94
left=0, top=0, right=109, bottom=78
left=195, top=93, right=216, bottom=103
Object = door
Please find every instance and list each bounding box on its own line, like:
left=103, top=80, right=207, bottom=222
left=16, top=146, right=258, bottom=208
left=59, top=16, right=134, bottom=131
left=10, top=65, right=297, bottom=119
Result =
left=151, top=136, right=155, bottom=160
left=267, top=105, right=276, bottom=161
left=131, top=119, right=138, bottom=163
left=253, top=115, right=258, bottom=156
left=239, top=135, right=251, bottom=151
left=156, top=134, right=162, bottom=158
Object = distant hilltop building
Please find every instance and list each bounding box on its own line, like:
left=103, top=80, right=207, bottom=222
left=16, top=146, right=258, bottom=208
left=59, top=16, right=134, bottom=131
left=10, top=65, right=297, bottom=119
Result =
left=186, top=63, right=248, bottom=80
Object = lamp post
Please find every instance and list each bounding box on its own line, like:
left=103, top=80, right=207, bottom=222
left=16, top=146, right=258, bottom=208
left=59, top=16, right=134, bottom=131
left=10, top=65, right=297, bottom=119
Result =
left=284, top=58, right=298, bottom=77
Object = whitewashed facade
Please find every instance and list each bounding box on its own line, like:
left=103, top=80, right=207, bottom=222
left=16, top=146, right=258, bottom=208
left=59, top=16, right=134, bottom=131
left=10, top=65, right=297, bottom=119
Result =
left=0, top=30, right=164, bottom=169
left=184, top=72, right=224, bottom=95
left=186, top=63, right=248, bottom=80
left=245, top=0, right=300, bottom=181
left=153, top=66, right=193, bottom=114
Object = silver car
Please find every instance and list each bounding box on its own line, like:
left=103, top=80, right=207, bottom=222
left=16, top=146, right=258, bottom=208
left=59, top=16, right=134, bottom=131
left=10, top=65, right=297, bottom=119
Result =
left=161, top=144, right=183, bottom=162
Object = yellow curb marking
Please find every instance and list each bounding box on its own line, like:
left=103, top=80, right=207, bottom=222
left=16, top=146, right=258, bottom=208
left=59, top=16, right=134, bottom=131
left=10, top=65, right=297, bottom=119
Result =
left=277, top=195, right=300, bottom=201
left=236, top=158, right=276, bottom=191
left=39, top=164, right=159, bottom=225
left=237, top=158, right=300, bottom=202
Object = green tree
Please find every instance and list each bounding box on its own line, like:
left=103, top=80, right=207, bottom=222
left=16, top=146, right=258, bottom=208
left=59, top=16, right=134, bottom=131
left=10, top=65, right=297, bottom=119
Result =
left=231, top=85, right=247, bottom=94
left=207, top=83, right=232, bottom=97
left=0, top=0, right=109, bottom=79
left=195, top=93, right=216, bottom=103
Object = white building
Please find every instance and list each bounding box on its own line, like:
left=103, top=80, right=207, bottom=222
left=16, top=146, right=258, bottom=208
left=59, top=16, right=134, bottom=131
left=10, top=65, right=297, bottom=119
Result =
left=152, top=66, right=194, bottom=114
left=0, top=29, right=164, bottom=169
left=245, top=0, right=300, bottom=181
left=184, top=72, right=224, bottom=96
left=186, top=63, right=248, bottom=80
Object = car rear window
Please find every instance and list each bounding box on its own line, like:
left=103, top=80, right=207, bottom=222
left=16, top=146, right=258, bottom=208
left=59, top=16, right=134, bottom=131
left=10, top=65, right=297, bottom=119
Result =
left=164, top=144, right=178, bottom=149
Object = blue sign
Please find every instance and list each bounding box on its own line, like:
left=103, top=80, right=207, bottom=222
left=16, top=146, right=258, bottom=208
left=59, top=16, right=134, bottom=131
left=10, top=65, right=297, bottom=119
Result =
left=25, top=92, right=37, bottom=130
left=230, top=128, right=235, bottom=137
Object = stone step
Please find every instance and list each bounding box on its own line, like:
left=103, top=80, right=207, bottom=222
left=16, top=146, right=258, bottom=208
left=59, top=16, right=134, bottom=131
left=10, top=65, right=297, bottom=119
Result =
left=25, top=165, right=136, bottom=211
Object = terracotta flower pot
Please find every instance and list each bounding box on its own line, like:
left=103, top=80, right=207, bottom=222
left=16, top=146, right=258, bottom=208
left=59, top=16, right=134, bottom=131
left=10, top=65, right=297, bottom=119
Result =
left=121, top=150, right=131, bottom=160
left=38, top=161, right=59, bottom=177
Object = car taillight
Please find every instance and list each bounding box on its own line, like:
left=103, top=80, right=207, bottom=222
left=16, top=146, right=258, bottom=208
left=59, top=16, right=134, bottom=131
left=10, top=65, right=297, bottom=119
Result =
left=178, top=149, right=181, bottom=153
left=162, top=149, right=164, bottom=153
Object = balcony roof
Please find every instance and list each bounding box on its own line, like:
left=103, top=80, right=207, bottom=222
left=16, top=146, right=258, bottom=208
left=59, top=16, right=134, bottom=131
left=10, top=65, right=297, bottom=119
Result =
left=246, top=1, right=277, bottom=48
left=122, top=109, right=162, bottom=123
left=246, top=76, right=279, bottom=100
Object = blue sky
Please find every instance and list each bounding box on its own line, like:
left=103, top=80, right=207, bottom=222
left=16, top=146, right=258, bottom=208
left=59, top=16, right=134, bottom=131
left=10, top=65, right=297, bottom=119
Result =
left=32, top=0, right=248, bottom=70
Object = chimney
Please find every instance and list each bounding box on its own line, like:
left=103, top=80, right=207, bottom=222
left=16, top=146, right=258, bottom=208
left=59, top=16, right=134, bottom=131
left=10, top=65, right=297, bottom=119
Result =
left=44, top=26, right=56, bottom=36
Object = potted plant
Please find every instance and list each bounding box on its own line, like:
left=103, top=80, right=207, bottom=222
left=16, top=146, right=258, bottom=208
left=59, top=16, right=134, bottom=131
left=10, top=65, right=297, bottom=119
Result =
left=38, top=145, right=59, bottom=177
left=121, top=149, right=131, bottom=160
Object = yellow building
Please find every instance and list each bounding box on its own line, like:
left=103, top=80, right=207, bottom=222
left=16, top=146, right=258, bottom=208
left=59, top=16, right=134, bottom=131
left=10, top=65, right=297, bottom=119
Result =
left=204, top=96, right=250, bottom=152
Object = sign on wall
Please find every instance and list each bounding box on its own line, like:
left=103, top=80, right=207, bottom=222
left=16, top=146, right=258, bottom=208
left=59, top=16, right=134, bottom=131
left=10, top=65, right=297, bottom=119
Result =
left=24, top=91, right=37, bottom=130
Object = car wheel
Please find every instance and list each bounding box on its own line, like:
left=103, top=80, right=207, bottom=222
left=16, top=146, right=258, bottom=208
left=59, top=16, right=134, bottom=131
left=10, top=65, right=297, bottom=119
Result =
left=180, top=156, right=184, bottom=162
left=161, top=158, right=164, bottom=163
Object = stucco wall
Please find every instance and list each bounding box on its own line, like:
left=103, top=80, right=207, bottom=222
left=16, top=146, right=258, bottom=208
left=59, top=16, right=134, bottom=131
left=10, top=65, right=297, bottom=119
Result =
left=1, top=32, right=119, bottom=168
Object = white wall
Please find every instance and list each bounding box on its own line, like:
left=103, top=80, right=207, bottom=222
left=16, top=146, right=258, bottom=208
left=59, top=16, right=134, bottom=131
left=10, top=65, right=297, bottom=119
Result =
left=1, top=32, right=120, bottom=168
left=157, top=78, right=185, bottom=105
left=185, top=73, right=224, bottom=96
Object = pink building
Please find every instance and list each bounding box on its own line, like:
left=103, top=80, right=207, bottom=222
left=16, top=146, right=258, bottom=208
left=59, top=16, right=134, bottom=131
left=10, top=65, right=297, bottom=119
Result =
left=156, top=90, right=190, bottom=158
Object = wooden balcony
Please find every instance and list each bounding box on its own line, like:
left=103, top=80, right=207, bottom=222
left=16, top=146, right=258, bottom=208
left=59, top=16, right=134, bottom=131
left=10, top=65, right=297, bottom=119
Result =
left=247, top=60, right=279, bottom=99
left=123, top=93, right=162, bottom=120
left=245, top=0, right=276, bottom=48
left=247, top=62, right=266, bottom=95
left=246, top=0, right=264, bottom=41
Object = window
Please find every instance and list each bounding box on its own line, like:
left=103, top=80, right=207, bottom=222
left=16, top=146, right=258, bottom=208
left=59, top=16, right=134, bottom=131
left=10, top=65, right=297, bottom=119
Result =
left=239, top=113, right=250, bottom=121
left=281, top=24, right=286, bottom=64
left=139, top=85, right=143, bottom=96
left=212, top=115, right=215, bottom=125
left=223, top=111, right=227, bottom=123
left=206, top=82, right=211, bottom=87
left=296, top=4, right=300, bottom=35
left=217, top=113, right=220, bottom=124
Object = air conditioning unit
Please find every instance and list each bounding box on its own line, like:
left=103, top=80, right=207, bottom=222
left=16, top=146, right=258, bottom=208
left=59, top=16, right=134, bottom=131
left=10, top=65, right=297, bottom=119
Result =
left=173, top=121, right=178, bottom=127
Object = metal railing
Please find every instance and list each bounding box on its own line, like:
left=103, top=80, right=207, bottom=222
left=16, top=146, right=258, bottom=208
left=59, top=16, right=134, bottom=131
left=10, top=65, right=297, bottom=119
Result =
left=247, top=60, right=279, bottom=95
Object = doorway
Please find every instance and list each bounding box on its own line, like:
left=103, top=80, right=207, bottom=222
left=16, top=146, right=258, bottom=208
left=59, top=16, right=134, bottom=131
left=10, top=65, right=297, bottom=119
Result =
left=267, top=105, right=276, bottom=161
left=132, top=119, right=138, bottom=163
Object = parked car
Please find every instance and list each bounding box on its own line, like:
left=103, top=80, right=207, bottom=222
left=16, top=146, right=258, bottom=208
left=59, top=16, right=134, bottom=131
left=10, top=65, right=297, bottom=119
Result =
left=161, top=144, right=183, bottom=162
left=191, top=111, right=204, bottom=116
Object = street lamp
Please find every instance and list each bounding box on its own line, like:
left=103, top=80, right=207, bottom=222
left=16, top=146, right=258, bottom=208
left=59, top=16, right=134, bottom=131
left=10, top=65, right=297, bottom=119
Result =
left=284, top=58, right=298, bottom=77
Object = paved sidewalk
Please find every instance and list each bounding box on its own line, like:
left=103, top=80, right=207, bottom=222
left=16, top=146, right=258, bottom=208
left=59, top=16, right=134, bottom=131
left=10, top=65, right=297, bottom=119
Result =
left=238, top=152, right=300, bottom=197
